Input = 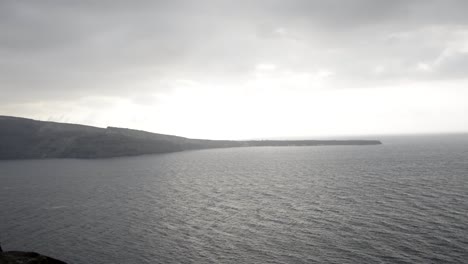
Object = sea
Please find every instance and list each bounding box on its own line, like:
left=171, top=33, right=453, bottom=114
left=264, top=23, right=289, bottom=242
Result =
left=0, top=134, right=467, bottom=264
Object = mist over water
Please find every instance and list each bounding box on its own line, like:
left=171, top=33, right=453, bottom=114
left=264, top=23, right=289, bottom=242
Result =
left=1, top=135, right=467, bottom=264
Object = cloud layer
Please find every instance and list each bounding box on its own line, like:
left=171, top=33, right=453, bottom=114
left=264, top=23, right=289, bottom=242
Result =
left=1, top=0, right=468, bottom=138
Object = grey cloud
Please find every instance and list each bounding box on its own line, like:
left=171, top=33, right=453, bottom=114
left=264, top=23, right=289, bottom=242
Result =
left=432, top=51, right=468, bottom=79
left=1, top=0, right=468, bottom=104
left=267, top=0, right=468, bottom=28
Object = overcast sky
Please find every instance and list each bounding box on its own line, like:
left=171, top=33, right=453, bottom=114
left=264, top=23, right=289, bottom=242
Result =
left=1, top=0, right=468, bottom=139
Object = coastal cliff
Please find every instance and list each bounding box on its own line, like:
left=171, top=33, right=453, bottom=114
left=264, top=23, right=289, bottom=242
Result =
left=0, top=116, right=382, bottom=159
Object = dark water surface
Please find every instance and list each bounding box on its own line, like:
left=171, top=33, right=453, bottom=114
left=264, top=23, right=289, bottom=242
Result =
left=1, top=135, right=467, bottom=263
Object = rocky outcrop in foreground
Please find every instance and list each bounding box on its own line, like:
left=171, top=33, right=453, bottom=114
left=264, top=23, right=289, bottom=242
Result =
left=0, top=251, right=67, bottom=264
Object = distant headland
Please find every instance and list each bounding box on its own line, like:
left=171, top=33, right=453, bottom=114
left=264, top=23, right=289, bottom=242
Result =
left=0, top=116, right=382, bottom=160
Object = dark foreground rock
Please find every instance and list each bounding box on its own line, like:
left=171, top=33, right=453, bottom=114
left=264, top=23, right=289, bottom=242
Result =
left=0, top=251, right=67, bottom=264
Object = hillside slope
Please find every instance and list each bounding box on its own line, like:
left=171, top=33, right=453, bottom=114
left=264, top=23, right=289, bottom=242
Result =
left=0, top=116, right=381, bottom=159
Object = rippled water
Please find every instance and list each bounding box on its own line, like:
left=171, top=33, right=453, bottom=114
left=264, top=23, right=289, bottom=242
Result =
left=1, top=135, right=467, bottom=263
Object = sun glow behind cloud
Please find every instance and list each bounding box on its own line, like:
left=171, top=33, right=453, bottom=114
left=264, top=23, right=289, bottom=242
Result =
left=4, top=70, right=467, bottom=140
left=154, top=80, right=467, bottom=139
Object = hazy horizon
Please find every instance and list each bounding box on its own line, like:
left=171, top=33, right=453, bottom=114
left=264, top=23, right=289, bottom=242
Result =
left=1, top=1, right=468, bottom=140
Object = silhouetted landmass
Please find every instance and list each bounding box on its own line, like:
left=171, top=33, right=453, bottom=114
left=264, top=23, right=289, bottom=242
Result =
left=0, top=251, right=67, bottom=264
left=0, top=116, right=382, bottom=159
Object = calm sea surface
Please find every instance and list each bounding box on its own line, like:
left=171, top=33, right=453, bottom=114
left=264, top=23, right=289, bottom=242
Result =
left=1, top=135, right=467, bottom=264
